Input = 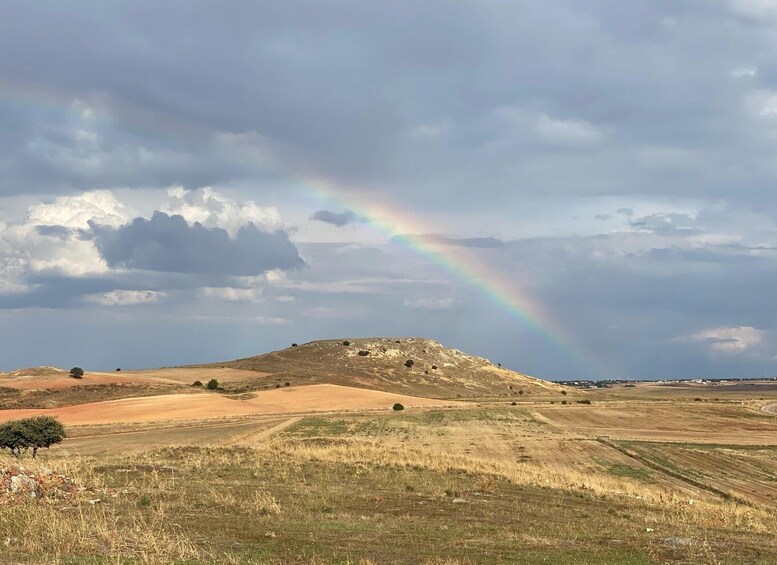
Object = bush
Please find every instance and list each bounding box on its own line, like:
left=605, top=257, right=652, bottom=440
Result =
left=694, top=397, right=702, bottom=402
left=291, top=343, right=298, bottom=347
left=431, top=365, right=437, bottom=370
left=358, top=350, right=369, bottom=356
left=69, top=366, right=84, bottom=379
left=116, top=368, right=121, bottom=372
left=510, top=401, right=517, bottom=406
left=206, top=379, right=219, bottom=390
left=342, top=340, right=350, bottom=346
left=285, top=382, right=290, bottom=387
left=392, top=403, right=405, bottom=411
left=192, top=380, right=203, bottom=387
left=561, top=400, right=568, bottom=405
left=0, top=416, right=66, bottom=458
left=404, top=359, right=414, bottom=368
left=577, top=399, right=592, bottom=405
left=561, top=390, right=567, bottom=395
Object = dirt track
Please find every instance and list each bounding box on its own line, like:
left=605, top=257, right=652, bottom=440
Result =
left=0, top=384, right=457, bottom=425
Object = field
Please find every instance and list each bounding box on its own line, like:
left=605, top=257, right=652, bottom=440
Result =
left=2, top=364, right=777, bottom=563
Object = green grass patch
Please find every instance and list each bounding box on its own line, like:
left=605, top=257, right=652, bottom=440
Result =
left=606, top=464, right=652, bottom=481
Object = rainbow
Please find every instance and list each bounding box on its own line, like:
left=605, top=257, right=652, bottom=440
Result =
left=294, top=174, right=597, bottom=374
left=1, top=80, right=596, bottom=374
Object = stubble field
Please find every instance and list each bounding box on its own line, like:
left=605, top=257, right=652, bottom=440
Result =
left=2, top=375, right=777, bottom=564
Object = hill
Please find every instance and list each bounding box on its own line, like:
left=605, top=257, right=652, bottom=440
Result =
left=198, top=337, right=562, bottom=398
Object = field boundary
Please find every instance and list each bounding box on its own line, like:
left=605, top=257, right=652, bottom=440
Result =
left=595, top=437, right=752, bottom=505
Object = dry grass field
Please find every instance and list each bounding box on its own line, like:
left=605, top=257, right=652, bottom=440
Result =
left=2, top=354, right=777, bottom=563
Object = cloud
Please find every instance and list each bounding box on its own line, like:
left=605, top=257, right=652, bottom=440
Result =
left=26, top=190, right=132, bottom=229
left=404, top=296, right=455, bottom=310
left=729, top=0, right=777, bottom=20
left=90, top=212, right=303, bottom=275
left=162, top=187, right=283, bottom=236
left=628, top=213, right=701, bottom=236
left=687, top=326, right=764, bottom=353
left=0, top=190, right=133, bottom=279
left=85, top=289, right=166, bottom=306
left=200, top=286, right=263, bottom=303
left=310, top=209, right=363, bottom=227
left=536, top=114, right=604, bottom=146
left=394, top=234, right=504, bottom=248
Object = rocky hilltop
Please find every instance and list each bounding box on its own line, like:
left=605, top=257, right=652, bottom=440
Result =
left=202, top=337, right=561, bottom=398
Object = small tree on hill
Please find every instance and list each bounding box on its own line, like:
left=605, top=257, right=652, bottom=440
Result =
left=69, top=367, right=84, bottom=379
left=0, top=416, right=66, bottom=458
left=206, top=379, right=219, bottom=390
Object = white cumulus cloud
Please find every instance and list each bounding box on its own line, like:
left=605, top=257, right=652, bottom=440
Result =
left=162, top=187, right=282, bottom=237
left=688, top=326, right=764, bottom=353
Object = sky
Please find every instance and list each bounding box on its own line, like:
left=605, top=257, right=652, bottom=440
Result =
left=2, top=0, right=777, bottom=380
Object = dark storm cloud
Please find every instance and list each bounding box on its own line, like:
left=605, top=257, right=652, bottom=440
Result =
left=90, top=212, right=303, bottom=275
left=310, top=209, right=363, bottom=227
left=1, top=0, right=776, bottom=209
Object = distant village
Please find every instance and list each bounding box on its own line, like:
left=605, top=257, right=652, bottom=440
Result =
left=555, top=376, right=777, bottom=388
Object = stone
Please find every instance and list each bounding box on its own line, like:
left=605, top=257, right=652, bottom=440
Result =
left=9, top=474, right=38, bottom=497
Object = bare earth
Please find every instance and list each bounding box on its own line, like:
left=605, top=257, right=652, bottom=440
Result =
left=0, top=384, right=458, bottom=425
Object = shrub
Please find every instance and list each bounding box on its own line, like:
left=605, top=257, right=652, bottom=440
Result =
left=510, top=401, right=517, bottom=406
left=392, top=403, right=405, bottom=411
left=404, top=359, right=414, bottom=368
left=192, top=380, right=203, bottom=387
left=561, top=400, right=568, bottom=405
left=116, top=368, right=121, bottom=372
left=431, top=365, right=437, bottom=370
left=694, top=397, right=702, bottom=402
left=69, top=366, right=84, bottom=379
left=275, top=384, right=281, bottom=388
left=577, top=399, right=592, bottom=405
left=518, top=390, right=524, bottom=395
left=561, top=390, right=567, bottom=395
left=0, top=416, right=66, bottom=458
left=358, top=350, right=369, bottom=356
left=285, top=382, right=290, bottom=387
left=206, top=379, right=219, bottom=390
left=291, top=343, right=298, bottom=347
left=342, top=340, right=350, bottom=346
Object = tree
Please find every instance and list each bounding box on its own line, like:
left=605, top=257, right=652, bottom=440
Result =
left=206, top=379, right=219, bottom=390
left=392, top=403, right=405, bottom=411
left=0, top=416, right=66, bottom=458
left=70, top=367, right=84, bottom=379
left=404, top=359, right=414, bottom=368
